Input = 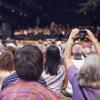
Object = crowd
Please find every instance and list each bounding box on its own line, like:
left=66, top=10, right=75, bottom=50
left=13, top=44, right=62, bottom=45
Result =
left=13, top=25, right=100, bottom=41
left=0, top=28, right=100, bottom=100
left=14, top=25, right=70, bottom=40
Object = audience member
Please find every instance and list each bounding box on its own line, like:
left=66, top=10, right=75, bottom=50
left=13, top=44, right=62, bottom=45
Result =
left=66, top=43, right=85, bottom=95
left=42, top=45, right=67, bottom=96
left=5, top=46, right=16, bottom=55
left=0, top=45, right=59, bottom=100
left=64, top=28, right=100, bottom=100
left=1, top=45, right=47, bottom=89
left=0, top=50, right=14, bottom=88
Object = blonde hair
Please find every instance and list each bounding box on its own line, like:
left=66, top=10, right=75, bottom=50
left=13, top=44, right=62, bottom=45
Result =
left=78, top=54, right=100, bottom=88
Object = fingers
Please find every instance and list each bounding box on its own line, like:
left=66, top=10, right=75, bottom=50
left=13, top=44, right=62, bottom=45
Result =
left=85, top=29, right=97, bottom=43
left=69, top=28, right=97, bottom=43
left=71, top=28, right=80, bottom=33
left=85, top=29, right=92, bottom=35
left=69, top=28, right=80, bottom=38
left=85, top=29, right=94, bottom=38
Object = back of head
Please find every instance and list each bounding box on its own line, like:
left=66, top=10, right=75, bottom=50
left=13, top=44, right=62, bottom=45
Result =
left=0, top=46, right=59, bottom=100
left=45, top=44, right=60, bottom=75
left=0, top=50, right=14, bottom=71
left=72, top=44, right=83, bottom=60
left=14, top=45, right=43, bottom=81
left=83, top=47, right=91, bottom=57
left=72, top=44, right=83, bottom=55
left=78, top=54, right=100, bottom=88
left=5, top=46, right=16, bottom=55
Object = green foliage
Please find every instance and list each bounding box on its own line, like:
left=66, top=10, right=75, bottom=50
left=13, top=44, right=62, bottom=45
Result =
left=78, top=0, right=100, bottom=14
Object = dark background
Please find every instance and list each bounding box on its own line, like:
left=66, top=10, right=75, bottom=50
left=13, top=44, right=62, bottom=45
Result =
left=0, top=0, right=100, bottom=30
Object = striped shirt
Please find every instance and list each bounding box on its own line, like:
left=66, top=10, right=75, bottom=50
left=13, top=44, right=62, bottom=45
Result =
left=42, top=65, right=65, bottom=96
left=0, top=80, right=59, bottom=100
left=1, top=72, right=47, bottom=90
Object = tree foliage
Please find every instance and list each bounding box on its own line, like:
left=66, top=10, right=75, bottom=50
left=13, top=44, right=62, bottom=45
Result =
left=78, top=0, right=100, bottom=14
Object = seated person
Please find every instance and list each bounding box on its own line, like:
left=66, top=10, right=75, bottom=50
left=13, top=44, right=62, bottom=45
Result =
left=66, top=43, right=84, bottom=95
left=42, top=45, right=67, bottom=96
left=0, top=50, right=14, bottom=88
left=1, top=46, right=47, bottom=90
left=0, top=45, right=59, bottom=100
left=64, top=28, right=100, bottom=100
left=1, top=71, right=47, bottom=89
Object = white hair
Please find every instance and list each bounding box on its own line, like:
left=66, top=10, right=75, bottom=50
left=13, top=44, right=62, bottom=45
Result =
left=78, top=54, right=100, bottom=88
left=72, top=44, right=83, bottom=55
left=83, top=47, right=91, bottom=56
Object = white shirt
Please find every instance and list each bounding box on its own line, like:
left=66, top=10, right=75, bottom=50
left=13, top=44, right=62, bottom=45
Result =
left=42, top=65, right=65, bottom=96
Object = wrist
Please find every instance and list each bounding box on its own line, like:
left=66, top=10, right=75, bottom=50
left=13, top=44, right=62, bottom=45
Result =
left=68, top=38, right=74, bottom=43
left=92, top=39, right=98, bottom=44
left=69, top=36, right=76, bottom=41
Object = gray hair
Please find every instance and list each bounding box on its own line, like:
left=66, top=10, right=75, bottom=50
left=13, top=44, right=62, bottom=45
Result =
left=83, top=47, right=91, bottom=56
left=72, top=44, right=83, bottom=60
left=72, top=44, right=83, bottom=55
left=78, top=54, right=100, bottom=88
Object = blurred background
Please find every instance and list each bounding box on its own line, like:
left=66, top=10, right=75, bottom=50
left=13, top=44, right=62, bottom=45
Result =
left=0, top=0, right=100, bottom=40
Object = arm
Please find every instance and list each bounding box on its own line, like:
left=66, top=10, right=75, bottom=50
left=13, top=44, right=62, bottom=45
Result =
left=64, top=28, right=80, bottom=69
left=64, top=39, right=74, bottom=68
left=61, top=65, right=68, bottom=90
left=85, top=29, right=100, bottom=55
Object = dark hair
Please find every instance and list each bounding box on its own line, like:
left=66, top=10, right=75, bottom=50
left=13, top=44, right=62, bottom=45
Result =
left=14, top=45, right=43, bottom=81
left=5, top=46, right=16, bottom=55
left=45, top=45, right=61, bottom=75
left=0, top=50, right=14, bottom=71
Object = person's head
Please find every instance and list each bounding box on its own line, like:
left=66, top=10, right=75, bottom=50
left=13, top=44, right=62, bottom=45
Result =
left=78, top=54, right=100, bottom=88
left=45, top=45, right=60, bottom=75
left=14, top=45, right=43, bottom=81
left=72, top=44, right=83, bottom=60
left=0, top=50, right=14, bottom=71
left=5, top=46, right=16, bottom=55
left=83, top=47, right=91, bottom=57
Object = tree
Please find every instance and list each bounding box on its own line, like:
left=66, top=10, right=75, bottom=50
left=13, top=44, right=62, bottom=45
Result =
left=78, top=0, right=100, bottom=14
